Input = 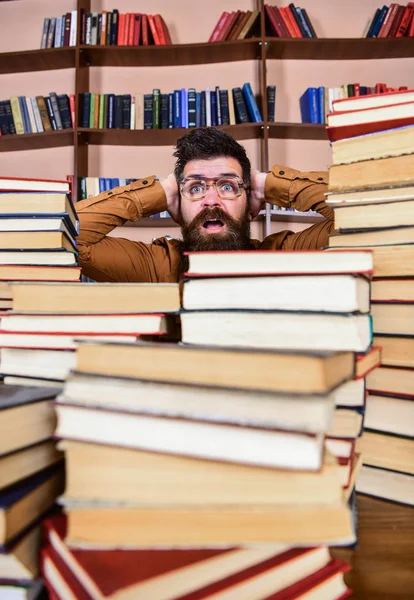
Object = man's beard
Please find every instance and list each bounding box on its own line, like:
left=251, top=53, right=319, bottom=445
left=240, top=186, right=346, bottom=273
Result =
left=180, top=206, right=251, bottom=253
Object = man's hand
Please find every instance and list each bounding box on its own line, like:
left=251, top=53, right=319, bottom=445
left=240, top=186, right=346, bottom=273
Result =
left=249, top=169, right=267, bottom=220
left=160, top=174, right=180, bottom=223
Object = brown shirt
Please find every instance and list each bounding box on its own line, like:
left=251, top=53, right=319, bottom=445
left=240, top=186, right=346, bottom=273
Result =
left=77, top=165, right=332, bottom=282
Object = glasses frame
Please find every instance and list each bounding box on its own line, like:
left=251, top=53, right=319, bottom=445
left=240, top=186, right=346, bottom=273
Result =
left=180, top=177, right=248, bottom=201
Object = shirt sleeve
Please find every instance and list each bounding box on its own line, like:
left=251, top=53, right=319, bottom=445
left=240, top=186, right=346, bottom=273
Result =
left=76, top=177, right=173, bottom=282
left=262, top=165, right=334, bottom=250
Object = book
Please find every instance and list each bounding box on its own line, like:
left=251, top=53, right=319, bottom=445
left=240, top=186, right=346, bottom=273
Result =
left=356, top=465, right=414, bottom=506
left=237, top=10, right=260, bottom=39
left=332, top=89, right=414, bottom=113
left=0, top=217, right=76, bottom=240
left=74, top=342, right=355, bottom=395
left=327, top=408, right=364, bottom=439
left=355, top=346, right=382, bottom=379
left=329, top=226, right=414, bottom=248
left=327, top=115, right=414, bottom=143
left=371, top=278, right=414, bottom=302
left=326, top=185, right=414, bottom=207
left=333, top=198, right=414, bottom=231
left=326, top=244, right=414, bottom=278
left=182, top=274, right=370, bottom=313
left=242, top=82, right=262, bottom=122
left=267, top=85, right=276, bottom=121
left=10, top=282, right=179, bottom=313
left=367, top=366, right=414, bottom=399
left=0, top=348, right=77, bottom=381
left=333, top=378, right=366, bottom=408
left=331, top=125, right=414, bottom=164
left=0, top=231, right=75, bottom=252
left=328, top=155, right=414, bottom=193
left=0, top=580, right=43, bottom=600
left=265, top=5, right=290, bottom=38
left=62, top=439, right=344, bottom=506
left=0, top=440, right=63, bottom=493
left=0, top=385, right=59, bottom=457
left=0, top=192, right=77, bottom=233
left=371, top=302, right=414, bottom=335
left=360, top=430, right=413, bottom=475
left=0, top=466, right=63, bottom=546
left=180, top=311, right=371, bottom=352
left=0, top=250, right=78, bottom=266
left=328, top=101, right=414, bottom=130
left=60, top=371, right=336, bottom=434
left=0, top=524, right=41, bottom=581
left=62, top=501, right=354, bottom=547
left=300, top=88, right=319, bottom=124
left=0, top=177, right=70, bottom=193
left=185, top=249, right=373, bottom=277
left=232, top=87, right=250, bottom=123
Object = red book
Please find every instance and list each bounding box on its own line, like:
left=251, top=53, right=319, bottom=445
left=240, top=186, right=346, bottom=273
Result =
left=124, top=13, right=132, bottom=45
left=141, top=14, right=149, bottom=45
left=160, top=15, right=172, bottom=44
left=117, top=13, right=126, bottom=45
left=286, top=4, right=305, bottom=37
left=132, top=14, right=142, bottom=45
left=265, top=5, right=289, bottom=37
left=388, top=5, right=406, bottom=37
left=280, top=6, right=302, bottom=37
left=63, top=12, right=71, bottom=46
left=147, top=14, right=161, bottom=44
left=41, top=515, right=331, bottom=600
left=327, top=114, right=414, bottom=142
left=271, top=6, right=291, bottom=37
left=409, top=6, right=414, bottom=35
left=154, top=14, right=167, bottom=45
left=218, top=11, right=239, bottom=41
left=353, top=83, right=361, bottom=96
left=0, top=176, right=70, bottom=192
left=69, top=94, right=75, bottom=127
left=396, top=4, right=414, bottom=36
left=208, top=11, right=230, bottom=42
left=378, top=3, right=398, bottom=37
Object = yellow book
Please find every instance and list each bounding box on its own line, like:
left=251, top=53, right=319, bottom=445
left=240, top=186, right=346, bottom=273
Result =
left=10, top=96, right=24, bottom=134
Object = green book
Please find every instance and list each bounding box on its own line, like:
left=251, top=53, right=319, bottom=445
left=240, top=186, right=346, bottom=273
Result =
left=347, top=84, right=354, bottom=97
left=98, top=94, right=105, bottom=129
left=152, top=89, right=160, bottom=129
left=89, top=93, right=95, bottom=128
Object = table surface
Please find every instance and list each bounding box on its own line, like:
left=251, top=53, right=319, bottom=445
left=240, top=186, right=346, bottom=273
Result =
left=332, top=494, right=414, bottom=599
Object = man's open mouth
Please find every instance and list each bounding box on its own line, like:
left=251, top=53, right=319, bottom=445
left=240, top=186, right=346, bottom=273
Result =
left=202, top=218, right=226, bottom=231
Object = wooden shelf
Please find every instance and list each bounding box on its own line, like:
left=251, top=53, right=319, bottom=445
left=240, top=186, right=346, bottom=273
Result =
left=0, top=48, right=75, bottom=75
left=79, top=123, right=263, bottom=146
left=0, top=129, right=74, bottom=152
left=266, top=37, right=414, bottom=60
left=268, top=123, right=327, bottom=141
left=79, top=39, right=261, bottom=67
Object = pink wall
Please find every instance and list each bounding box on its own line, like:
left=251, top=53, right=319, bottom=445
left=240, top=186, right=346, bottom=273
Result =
left=1, top=0, right=413, bottom=241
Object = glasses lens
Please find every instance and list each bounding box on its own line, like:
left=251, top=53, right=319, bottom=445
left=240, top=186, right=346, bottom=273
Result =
left=216, top=178, right=240, bottom=199
left=182, top=180, right=206, bottom=200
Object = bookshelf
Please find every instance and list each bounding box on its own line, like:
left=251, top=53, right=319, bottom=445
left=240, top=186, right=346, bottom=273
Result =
left=0, top=0, right=413, bottom=238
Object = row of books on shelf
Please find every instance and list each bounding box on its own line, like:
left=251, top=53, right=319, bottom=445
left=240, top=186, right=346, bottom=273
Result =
left=40, top=11, right=77, bottom=48
left=79, top=84, right=274, bottom=131
left=300, top=83, right=409, bottom=125
left=365, top=2, right=414, bottom=37
left=80, top=9, right=171, bottom=46
left=0, top=94, right=74, bottom=136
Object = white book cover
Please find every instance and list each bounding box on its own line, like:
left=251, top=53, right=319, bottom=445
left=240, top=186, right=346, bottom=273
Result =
left=130, top=96, right=136, bottom=129
left=135, top=94, right=144, bottom=129
left=25, top=97, right=38, bottom=133
left=228, top=89, right=236, bottom=125
left=30, top=97, right=44, bottom=132
left=54, top=15, right=62, bottom=48
left=69, top=10, right=77, bottom=47
left=205, top=88, right=211, bottom=127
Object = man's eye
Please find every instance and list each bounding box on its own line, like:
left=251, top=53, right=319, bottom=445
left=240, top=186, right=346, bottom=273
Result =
left=220, top=182, right=238, bottom=193
left=190, top=184, right=203, bottom=194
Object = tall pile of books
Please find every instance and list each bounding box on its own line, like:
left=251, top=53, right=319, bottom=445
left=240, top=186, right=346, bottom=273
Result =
left=0, top=282, right=180, bottom=387
left=325, top=88, right=414, bottom=506
left=38, top=249, right=382, bottom=597
left=0, top=384, right=64, bottom=599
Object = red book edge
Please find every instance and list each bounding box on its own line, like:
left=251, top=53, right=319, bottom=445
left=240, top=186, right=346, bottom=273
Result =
left=117, top=13, right=125, bottom=45
left=271, top=6, right=291, bottom=38
left=264, top=5, right=282, bottom=37
left=367, top=389, right=414, bottom=401
left=409, top=9, right=414, bottom=35
left=326, top=115, right=414, bottom=142
left=209, top=11, right=230, bottom=42
left=218, top=11, right=239, bottom=41
left=286, top=4, right=304, bottom=37
left=329, top=98, right=414, bottom=118
left=279, top=7, right=301, bottom=38
left=378, top=3, right=398, bottom=37
left=141, top=14, right=149, bottom=46
left=147, top=14, right=161, bottom=45
left=132, top=14, right=142, bottom=45
left=388, top=5, right=406, bottom=37
left=126, top=13, right=134, bottom=46
left=153, top=14, right=167, bottom=45
left=41, top=546, right=93, bottom=600
left=158, top=15, right=172, bottom=45
left=396, top=6, right=414, bottom=36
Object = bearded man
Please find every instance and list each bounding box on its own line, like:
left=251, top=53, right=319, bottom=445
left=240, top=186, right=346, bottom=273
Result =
left=77, top=127, right=333, bottom=282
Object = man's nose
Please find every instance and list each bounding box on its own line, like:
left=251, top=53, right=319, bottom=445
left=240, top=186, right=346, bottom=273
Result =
left=201, top=185, right=221, bottom=208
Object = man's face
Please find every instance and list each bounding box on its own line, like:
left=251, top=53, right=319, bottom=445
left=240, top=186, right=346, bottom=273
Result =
left=179, top=157, right=251, bottom=252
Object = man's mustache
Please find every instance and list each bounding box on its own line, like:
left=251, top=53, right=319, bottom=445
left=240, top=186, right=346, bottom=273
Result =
left=186, top=206, right=234, bottom=229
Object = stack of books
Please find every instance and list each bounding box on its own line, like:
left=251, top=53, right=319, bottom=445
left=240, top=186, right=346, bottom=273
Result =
left=325, top=88, right=414, bottom=506
left=365, top=3, right=414, bottom=38
left=208, top=10, right=261, bottom=41
left=265, top=4, right=317, bottom=38
left=0, top=282, right=180, bottom=387
left=40, top=11, right=77, bottom=48
left=0, top=93, right=75, bottom=136
left=0, top=384, right=64, bottom=599
left=0, top=176, right=80, bottom=316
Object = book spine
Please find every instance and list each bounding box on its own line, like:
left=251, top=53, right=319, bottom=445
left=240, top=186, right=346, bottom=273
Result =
left=130, top=96, right=135, bottom=129
left=378, top=3, right=398, bottom=38
left=114, top=95, right=123, bottom=128
left=267, top=85, right=276, bottom=122
left=144, top=94, right=153, bottom=129
left=63, top=13, right=71, bottom=46
left=133, top=14, right=141, bottom=45
left=388, top=5, right=406, bottom=37
left=54, top=15, right=62, bottom=48
left=232, top=88, right=249, bottom=123
left=110, top=10, right=119, bottom=45
left=173, top=90, right=181, bottom=128
left=0, top=101, right=10, bottom=135
left=25, top=96, right=38, bottom=132
left=10, top=96, right=24, bottom=134
left=4, top=100, right=16, bottom=134
left=396, top=6, right=414, bottom=37
left=141, top=14, right=149, bottom=45
left=215, top=86, right=222, bottom=126
left=366, top=8, right=380, bottom=37
left=371, top=6, right=388, bottom=37
left=40, top=18, right=50, bottom=49
left=219, top=90, right=230, bottom=125
left=242, top=83, right=262, bottom=122
left=91, top=13, right=98, bottom=45
left=210, top=90, right=218, bottom=126
left=200, top=91, right=206, bottom=127
left=195, top=92, right=201, bottom=127
left=180, top=88, right=188, bottom=128
left=49, top=93, right=63, bottom=129
left=205, top=88, right=211, bottom=126
left=105, top=12, right=112, bottom=45
left=154, top=14, right=167, bottom=44
left=318, top=87, right=325, bottom=124
left=122, top=94, right=131, bottom=129
left=128, top=13, right=136, bottom=45
left=56, top=95, right=72, bottom=129
left=168, top=93, right=174, bottom=128
left=46, top=18, right=56, bottom=48
left=209, top=11, right=229, bottom=42
left=289, top=3, right=309, bottom=37
left=187, top=88, right=197, bottom=127
left=295, top=7, right=313, bottom=38
left=117, top=13, right=125, bottom=45
left=152, top=89, right=161, bottom=129
left=300, top=8, right=317, bottom=38
left=69, top=10, right=77, bottom=46
left=45, top=96, right=57, bottom=130
left=36, top=96, right=52, bottom=131
left=148, top=15, right=160, bottom=44
left=160, top=93, right=169, bottom=129
left=19, top=96, right=31, bottom=133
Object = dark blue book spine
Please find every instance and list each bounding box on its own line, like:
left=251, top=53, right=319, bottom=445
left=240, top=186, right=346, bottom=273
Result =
left=267, top=85, right=276, bottom=122
left=60, top=15, right=65, bottom=47
left=80, top=93, right=90, bottom=128
left=18, top=97, right=30, bottom=133
left=168, top=93, right=174, bottom=128
left=173, top=90, right=181, bottom=128
left=107, top=94, right=115, bottom=128
left=122, top=94, right=131, bottom=129
left=299, top=88, right=318, bottom=123
left=195, top=92, right=201, bottom=127
left=215, top=86, right=222, bottom=126
left=110, top=9, right=119, bottom=45
left=99, top=177, right=105, bottom=192
left=366, top=8, right=380, bottom=38
left=219, top=90, right=230, bottom=125
left=114, top=95, right=123, bottom=129
left=143, top=94, right=153, bottom=129
left=187, top=88, right=197, bottom=128
left=289, top=3, right=308, bottom=37
left=318, top=87, right=325, bottom=124
left=242, top=83, right=262, bottom=122
left=160, top=94, right=169, bottom=129
left=4, top=100, right=16, bottom=134
left=200, top=91, right=206, bottom=127
left=57, top=94, right=72, bottom=128
left=45, top=96, right=57, bottom=130
left=210, top=91, right=218, bottom=126
left=105, top=177, right=112, bottom=189
left=295, top=7, right=313, bottom=37
left=180, top=89, right=188, bottom=128
left=80, top=177, right=87, bottom=200
left=0, top=101, right=9, bottom=135
left=371, top=5, right=388, bottom=37
left=232, top=88, right=249, bottom=124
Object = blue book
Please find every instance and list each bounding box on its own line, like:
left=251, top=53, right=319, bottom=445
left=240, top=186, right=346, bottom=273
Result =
left=299, top=88, right=318, bottom=124
left=195, top=92, right=201, bottom=127
left=232, top=88, right=249, bottom=124
left=107, top=94, right=115, bottom=128
left=18, top=97, right=31, bottom=133
left=242, top=83, right=263, bottom=122
left=173, top=90, right=181, bottom=128
left=366, top=8, right=381, bottom=38
left=267, top=85, right=276, bottom=122
left=60, top=15, right=66, bottom=47
left=295, top=7, right=313, bottom=38
left=210, top=91, right=218, bottom=126
left=317, top=87, right=325, bottom=124
left=371, top=5, right=388, bottom=38
left=168, top=93, right=174, bottom=128
left=105, top=177, right=112, bottom=190
left=219, top=90, right=230, bottom=126
left=215, top=86, right=222, bottom=126
left=143, top=94, right=153, bottom=129
left=180, top=88, right=188, bottom=128
left=110, top=178, right=120, bottom=189
left=160, top=94, right=169, bottom=129
left=187, top=88, right=197, bottom=128
left=98, top=178, right=106, bottom=193
left=200, top=91, right=206, bottom=127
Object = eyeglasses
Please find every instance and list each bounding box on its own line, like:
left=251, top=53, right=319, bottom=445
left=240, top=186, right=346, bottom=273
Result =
left=180, top=177, right=248, bottom=201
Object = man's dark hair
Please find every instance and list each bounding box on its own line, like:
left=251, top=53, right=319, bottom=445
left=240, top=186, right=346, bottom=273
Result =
left=173, top=127, right=251, bottom=195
